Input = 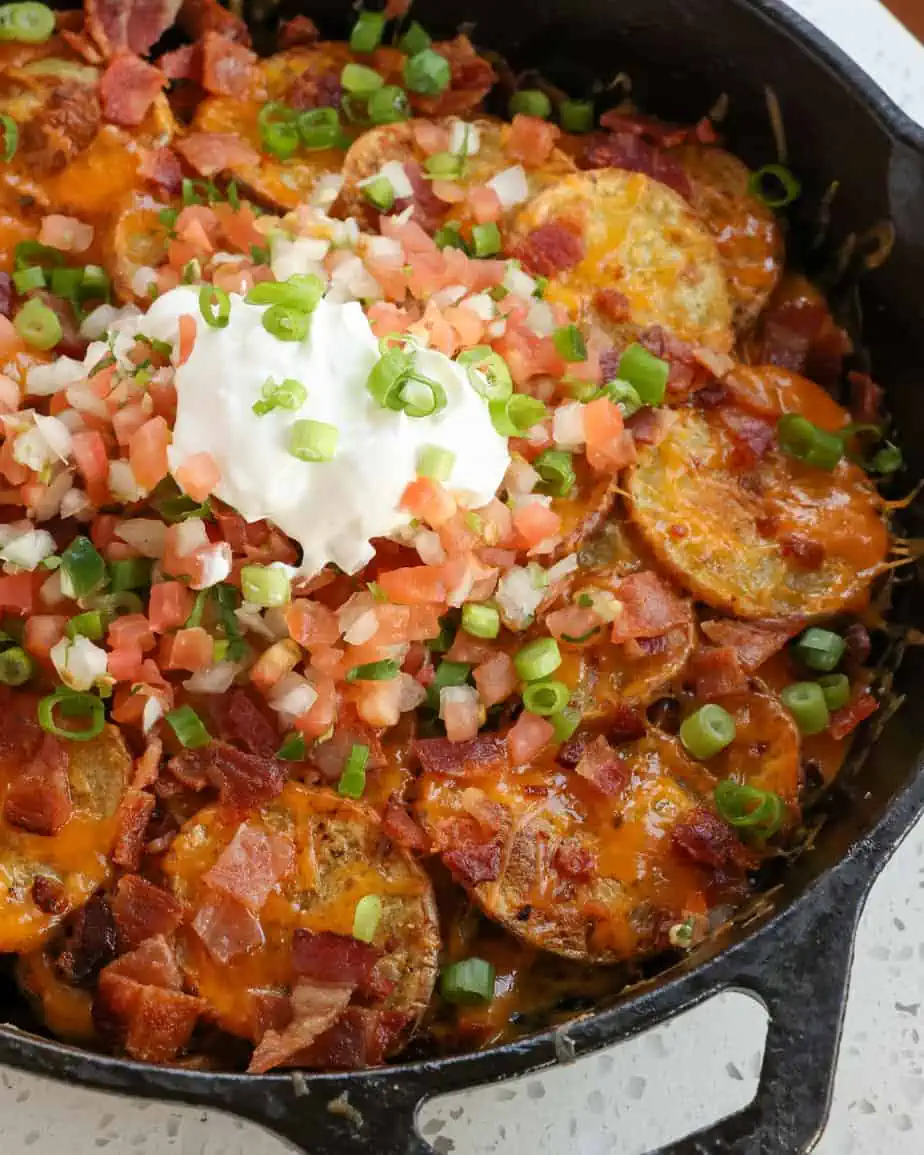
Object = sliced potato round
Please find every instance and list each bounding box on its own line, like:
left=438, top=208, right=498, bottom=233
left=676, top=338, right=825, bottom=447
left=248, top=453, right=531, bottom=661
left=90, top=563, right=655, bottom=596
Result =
left=509, top=168, right=734, bottom=351
left=625, top=402, right=888, bottom=619
left=676, top=145, right=784, bottom=331
left=163, top=782, right=439, bottom=1049
left=0, top=716, right=132, bottom=953
left=415, top=731, right=719, bottom=962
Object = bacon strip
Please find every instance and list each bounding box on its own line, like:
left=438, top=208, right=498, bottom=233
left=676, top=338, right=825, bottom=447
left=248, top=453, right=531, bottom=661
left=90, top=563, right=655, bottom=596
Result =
left=191, top=889, right=265, bottom=964
left=700, top=619, right=796, bottom=672
left=611, top=571, right=690, bottom=643
left=178, top=0, right=250, bottom=44
left=3, top=735, right=71, bottom=835
left=443, top=838, right=502, bottom=887
left=112, top=875, right=183, bottom=952
left=111, top=789, right=156, bottom=869
left=413, top=734, right=508, bottom=777
left=293, top=930, right=391, bottom=998
left=202, top=823, right=295, bottom=911
left=829, top=690, right=878, bottom=741
left=168, top=741, right=286, bottom=813
left=512, top=223, right=585, bottom=278
left=247, top=979, right=354, bottom=1073
left=582, top=132, right=691, bottom=199
left=86, top=0, right=183, bottom=57
left=138, top=147, right=183, bottom=194
left=100, top=54, right=166, bottom=127
left=689, top=646, right=749, bottom=699
left=201, top=31, right=258, bottom=98
left=573, top=736, right=629, bottom=796
left=94, top=973, right=204, bottom=1063
left=382, top=798, right=431, bottom=851
left=295, top=1006, right=412, bottom=1070
left=671, top=809, right=750, bottom=870
left=175, top=132, right=260, bottom=177
left=104, top=935, right=182, bottom=989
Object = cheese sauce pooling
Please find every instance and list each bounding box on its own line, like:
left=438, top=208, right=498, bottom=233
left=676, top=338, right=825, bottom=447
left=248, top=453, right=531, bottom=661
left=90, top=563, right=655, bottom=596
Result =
left=130, top=287, right=510, bottom=576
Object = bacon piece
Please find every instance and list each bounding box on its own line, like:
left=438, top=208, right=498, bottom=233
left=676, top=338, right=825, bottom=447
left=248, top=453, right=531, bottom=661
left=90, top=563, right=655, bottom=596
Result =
left=56, top=894, right=117, bottom=986
left=689, top=646, right=749, bottom=699
left=382, top=798, right=430, bottom=851
left=111, top=789, right=156, bottom=870
left=19, top=82, right=101, bottom=175
left=94, top=972, right=204, bottom=1063
left=671, top=808, right=749, bottom=870
left=100, top=53, right=166, bottom=127
left=32, top=875, right=68, bottom=915
left=443, top=838, right=502, bottom=887
left=138, top=146, right=183, bottom=193
left=582, top=132, right=691, bottom=198
left=594, top=287, right=631, bottom=324
left=168, top=741, right=286, bottom=813
left=412, top=733, right=508, bottom=777
left=4, top=735, right=72, bottom=836
left=86, top=0, right=183, bottom=56
left=211, top=688, right=279, bottom=758
left=288, top=69, right=343, bottom=112
left=179, top=0, right=250, bottom=44
left=780, top=534, right=825, bottom=571
left=626, top=406, right=672, bottom=446
left=292, top=930, right=390, bottom=999
left=573, top=736, right=629, bottom=797
left=700, top=619, right=795, bottom=672
left=755, top=303, right=850, bottom=388
left=247, top=979, right=354, bottom=1073
left=203, top=823, right=295, bottom=912
left=279, top=15, right=320, bottom=48
left=413, top=35, right=496, bottom=117
left=554, top=839, right=597, bottom=880
left=611, top=571, right=690, bottom=643
left=105, top=935, right=182, bottom=989
left=309, top=710, right=386, bottom=781
left=175, top=132, right=260, bottom=177
left=512, top=222, right=585, bottom=278
left=598, top=110, right=691, bottom=146
left=112, top=875, right=183, bottom=952
left=639, top=325, right=715, bottom=400
left=716, top=407, right=776, bottom=470
left=296, top=1006, right=411, bottom=1070
left=843, top=622, right=872, bottom=672
left=201, top=31, right=257, bottom=98
left=829, top=690, right=878, bottom=741
left=192, top=889, right=265, bottom=964
left=158, top=43, right=199, bottom=81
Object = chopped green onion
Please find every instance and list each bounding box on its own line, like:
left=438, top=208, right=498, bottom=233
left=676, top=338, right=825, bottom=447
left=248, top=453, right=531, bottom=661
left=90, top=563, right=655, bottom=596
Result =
left=350, top=9, right=386, bottom=53
left=559, top=99, right=594, bottom=133
left=427, top=659, right=470, bottom=710
left=461, top=602, right=500, bottom=640
left=367, top=346, right=413, bottom=409
left=248, top=273, right=324, bottom=314
left=523, top=679, right=570, bottom=716
left=346, top=658, right=400, bottom=682
left=434, top=222, right=469, bottom=252
left=341, top=61, right=385, bottom=98
left=257, top=102, right=300, bottom=159
left=472, top=222, right=501, bottom=258
left=79, top=264, right=110, bottom=301
left=38, top=690, right=105, bottom=742
left=565, top=377, right=599, bottom=402
left=13, top=265, right=44, bottom=292
left=551, top=706, right=582, bottom=743
left=49, top=266, right=82, bottom=299
left=417, top=445, right=455, bottom=482
left=60, top=536, right=106, bottom=599
left=362, top=176, right=396, bottom=211
left=714, top=780, right=784, bottom=835
left=108, top=558, right=152, bottom=593
left=618, top=343, right=669, bottom=405
left=398, top=20, right=431, bottom=55
left=252, top=376, right=308, bottom=417
left=0, top=645, right=32, bottom=685
left=793, top=627, right=845, bottom=673
left=509, top=89, right=552, bottom=119
left=605, top=379, right=643, bottom=418
left=403, top=48, right=451, bottom=95
left=0, top=113, right=17, bottom=161
left=138, top=334, right=173, bottom=359
left=553, top=324, right=587, bottom=363
left=181, top=258, right=202, bottom=285
left=440, top=958, right=495, bottom=1005
left=514, top=637, right=562, bottom=682
left=423, top=151, right=462, bottom=179
left=0, top=3, right=55, bottom=43
left=289, top=418, right=338, bottom=462
left=781, top=681, right=830, bottom=735
left=818, top=673, right=851, bottom=711
left=426, top=616, right=456, bottom=654
left=85, top=590, right=143, bottom=618
left=679, top=704, right=736, bottom=760
left=870, top=442, right=903, bottom=474
left=199, top=284, right=230, bottom=328
left=457, top=346, right=513, bottom=402
left=748, top=163, right=802, bottom=209
left=368, top=84, right=411, bottom=124
left=534, top=449, right=576, bottom=497
left=352, top=893, right=382, bottom=942
left=241, top=564, right=291, bottom=608
left=277, top=732, right=306, bottom=761
left=165, top=704, right=211, bottom=750
left=185, top=589, right=208, bottom=629
left=14, top=298, right=61, bottom=350
left=212, top=639, right=230, bottom=663
left=402, top=377, right=447, bottom=419
left=263, top=304, right=310, bottom=342
left=14, top=240, right=63, bottom=270
left=337, top=743, right=369, bottom=798
left=777, top=414, right=843, bottom=471
left=296, top=107, right=343, bottom=151
left=65, top=611, right=105, bottom=642
left=489, top=393, right=548, bottom=437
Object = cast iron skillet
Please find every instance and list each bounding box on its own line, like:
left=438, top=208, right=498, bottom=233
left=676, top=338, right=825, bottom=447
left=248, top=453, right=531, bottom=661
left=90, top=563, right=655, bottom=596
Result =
left=3, top=1, right=924, bottom=1151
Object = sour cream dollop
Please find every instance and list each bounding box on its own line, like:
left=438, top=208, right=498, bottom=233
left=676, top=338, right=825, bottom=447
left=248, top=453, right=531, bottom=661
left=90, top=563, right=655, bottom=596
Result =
left=122, top=287, right=510, bottom=577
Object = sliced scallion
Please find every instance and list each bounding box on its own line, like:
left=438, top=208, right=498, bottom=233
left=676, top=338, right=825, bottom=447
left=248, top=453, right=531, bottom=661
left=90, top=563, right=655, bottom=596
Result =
left=289, top=419, right=338, bottom=462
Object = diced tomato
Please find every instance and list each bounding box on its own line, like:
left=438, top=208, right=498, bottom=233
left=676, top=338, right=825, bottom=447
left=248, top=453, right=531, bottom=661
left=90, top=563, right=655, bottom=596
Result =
left=91, top=514, right=120, bottom=552
left=285, top=600, right=340, bottom=649
left=129, top=417, right=170, bottom=492
left=108, top=644, right=146, bottom=683
left=442, top=692, right=480, bottom=742
left=250, top=638, right=301, bottom=692
left=112, top=403, right=151, bottom=448
left=160, top=627, right=214, bottom=672
left=108, top=614, right=156, bottom=653
left=355, top=679, right=402, bottom=728
left=512, top=502, right=562, bottom=550
left=546, top=604, right=602, bottom=644
left=583, top=396, right=635, bottom=472
left=71, top=429, right=110, bottom=506
left=39, top=214, right=94, bottom=254
left=24, top=614, right=67, bottom=659
left=0, top=315, right=24, bottom=358
left=411, top=120, right=451, bottom=155
left=410, top=301, right=459, bottom=357
left=0, top=438, right=27, bottom=486
left=175, top=452, right=220, bottom=503
left=473, top=652, right=517, bottom=707
left=469, top=185, right=502, bottom=224
left=444, top=303, right=484, bottom=348
left=309, top=644, right=344, bottom=676
left=400, top=478, right=456, bottom=528
left=148, top=581, right=194, bottom=633
left=212, top=202, right=265, bottom=251
left=0, top=571, right=39, bottom=615
left=507, top=114, right=559, bottom=166
left=508, top=711, right=555, bottom=765
left=293, top=674, right=336, bottom=738
left=377, top=564, right=448, bottom=605
left=177, top=314, right=197, bottom=366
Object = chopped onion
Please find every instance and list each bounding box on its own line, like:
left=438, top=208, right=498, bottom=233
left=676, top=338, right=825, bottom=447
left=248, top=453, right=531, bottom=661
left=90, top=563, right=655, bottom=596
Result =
left=26, top=356, right=86, bottom=397
left=142, top=693, right=164, bottom=734
left=79, top=304, right=122, bottom=341
left=270, top=234, right=331, bottom=283
left=546, top=554, right=579, bottom=585
left=487, top=318, right=507, bottom=338
left=108, top=460, right=147, bottom=503
left=60, top=487, right=92, bottom=520
left=365, top=235, right=403, bottom=261
left=269, top=671, right=319, bottom=718
left=461, top=292, right=495, bottom=321
left=327, top=254, right=382, bottom=304
left=130, top=266, right=158, bottom=298
left=527, top=300, right=556, bottom=336
left=115, top=519, right=168, bottom=558
left=449, top=119, right=481, bottom=156
left=504, top=263, right=537, bottom=299
left=191, top=543, right=232, bottom=590
left=488, top=165, right=529, bottom=209
left=413, top=528, right=446, bottom=566
left=311, top=172, right=345, bottom=209
left=365, top=161, right=413, bottom=199
left=40, top=568, right=65, bottom=607
left=339, top=593, right=379, bottom=644
left=234, top=603, right=278, bottom=639
left=397, top=671, right=428, bottom=712
left=29, top=468, right=73, bottom=523
left=185, top=662, right=239, bottom=694
left=496, top=565, right=546, bottom=630
left=0, top=528, right=56, bottom=571
left=553, top=401, right=587, bottom=449
left=173, top=518, right=210, bottom=555
left=431, top=284, right=469, bottom=308
left=65, top=382, right=109, bottom=418
left=52, top=635, right=108, bottom=692
left=504, top=457, right=540, bottom=496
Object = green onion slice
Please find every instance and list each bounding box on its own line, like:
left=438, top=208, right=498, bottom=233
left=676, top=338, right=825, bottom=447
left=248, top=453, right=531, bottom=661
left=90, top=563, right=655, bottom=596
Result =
left=61, top=536, right=106, bottom=599
left=0, top=3, right=55, bottom=44
left=0, top=644, right=32, bottom=685
left=776, top=414, right=843, bottom=471
left=297, top=107, right=343, bottom=151
left=350, top=10, right=385, bottom=53
left=748, top=163, right=802, bottom=209
left=352, top=893, right=382, bottom=942
left=461, top=602, right=500, bottom=640
left=514, top=637, right=562, bottom=682
left=338, top=743, right=369, bottom=798
left=457, top=346, right=513, bottom=402
left=553, top=324, right=587, bottom=363
left=679, top=704, right=736, bottom=760
left=534, top=449, right=576, bottom=497
left=257, top=102, right=300, bottom=159
left=289, top=419, right=338, bottom=462
left=263, top=304, right=310, bottom=342
left=818, top=673, right=851, bottom=711
left=509, top=89, right=552, bottom=119
left=489, top=393, right=548, bottom=437
left=403, top=48, right=451, bottom=95
left=247, top=273, right=323, bottom=313
left=346, top=659, right=400, bottom=682
left=781, top=681, right=830, bottom=735
left=368, top=85, right=411, bottom=125
left=417, top=445, right=455, bottom=482
left=551, top=706, right=582, bottom=743
left=341, top=61, right=385, bottom=97
left=0, top=112, right=17, bottom=161
left=277, top=732, right=306, bottom=761
left=109, top=558, right=152, bottom=593
left=617, top=343, right=669, bottom=406
left=792, top=627, right=845, bottom=673
left=38, top=690, right=105, bottom=742
left=252, top=376, right=307, bottom=417
left=362, top=176, right=395, bottom=212
left=14, top=298, right=61, bottom=350
left=399, top=20, right=431, bottom=55
left=605, top=379, right=643, bottom=418
left=165, top=704, right=211, bottom=749
left=199, top=284, right=230, bottom=329
left=559, top=99, right=594, bottom=133
left=714, top=779, right=784, bottom=835
left=440, top=958, right=495, bottom=1004
left=241, top=564, right=291, bottom=608
left=523, top=679, right=570, bottom=716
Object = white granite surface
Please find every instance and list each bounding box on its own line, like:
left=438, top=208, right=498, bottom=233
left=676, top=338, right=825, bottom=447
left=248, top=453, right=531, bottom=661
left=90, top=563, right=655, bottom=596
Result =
left=3, top=1, right=924, bottom=1151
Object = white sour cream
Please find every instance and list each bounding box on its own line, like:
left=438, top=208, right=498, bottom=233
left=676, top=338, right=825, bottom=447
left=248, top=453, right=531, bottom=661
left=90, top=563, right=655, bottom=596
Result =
left=123, top=287, right=510, bottom=577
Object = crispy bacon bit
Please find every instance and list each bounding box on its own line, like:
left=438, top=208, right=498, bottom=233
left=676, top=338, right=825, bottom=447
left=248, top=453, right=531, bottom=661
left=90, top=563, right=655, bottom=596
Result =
left=671, top=809, right=749, bottom=870
left=132, top=737, right=163, bottom=790
left=4, top=735, right=72, bottom=836
left=594, top=287, right=631, bottom=324
left=19, top=83, right=101, bottom=175
left=94, top=972, right=204, bottom=1063
left=175, top=132, right=260, bottom=177
left=443, top=838, right=502, bottom=887
left=848, top=371, right=884, bottom=425
left=609, top=704, right=649, bottom=746
left=639, top=325, right=713, bottom=399
left=382, top=798, right=430, bottom=851
left=695, top=381, right=729, bottom=409
left=279, top=15, right=320, bottom=48
left=297, top=1006, right=411, bottom=1070
left=717, top=407, right=776, bottom=470
left=292, top=930, right=389, bottom=998
left=829, top=691, right=878, bottom=741
left=138, top=146, right=183, bottom=193
left=86, top=0, right=183, bottom=57
left=512, top=222, right=585, bottom=278
left=111, top=789, right=156, bottom=870
left=158, top=42, right=199, bottom=81
left=288, top=69, right=343, bottom=112
left=843, top=622, right=872, bottom=671
left=192, top=889, right=265, bottom=964
left=248, top=979, right=354, bottom=1074
left=700, top=619, right=795, bottom=671
left=31, top=875, right=68, bottom=916
left=178, top=0, right=250, bottom=44
left=112, top=875, right=183, bottom=952
left=582, top=132, right=691, bottom=199
left=554, top=839, right=597, bottom=880
left=413, top=35, right=496, bottom=117
left=169, top=742, right=286, bottom=814
left=211, top=688, right=280, bottom=758
left=203, top=823, right=295, bottom=912
left=56, top=894, right=117, bottom=986
left=201, top=31, right=257, bottom=98
left=611, top=571, right=690, bottom=643
left=780, top=534, right=826, bottom=571
left=105, top=935, right=181, bottom=989
left=689, top=646, right=749, bottom=699
left=625, top=633, right=670, bottom=659
left=626, top=407, right=672, bottom=446
left=100, top=53, right=166, bottom=127
left=573, top=736, right=628, bottom=797
left=413, top=733, right=508, bottom=777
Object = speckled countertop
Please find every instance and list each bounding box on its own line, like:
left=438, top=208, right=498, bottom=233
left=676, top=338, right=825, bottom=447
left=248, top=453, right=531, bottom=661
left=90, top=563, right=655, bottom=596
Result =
left=3, top=2, right=924, bottom=1152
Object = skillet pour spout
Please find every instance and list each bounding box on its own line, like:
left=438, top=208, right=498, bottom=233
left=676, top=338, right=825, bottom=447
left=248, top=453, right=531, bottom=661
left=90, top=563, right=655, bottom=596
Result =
left=3, top=1, right=924, bottom=1152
